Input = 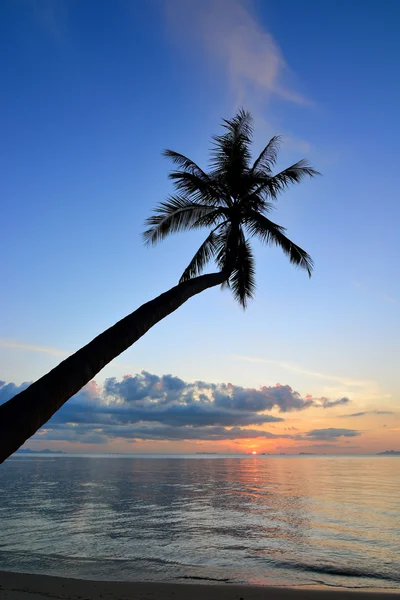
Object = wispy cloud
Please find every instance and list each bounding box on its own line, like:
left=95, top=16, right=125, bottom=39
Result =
left=165, top=0, right=310, bottom=108
left=352, top=281, right=397, bottom=305
left=340, top=411, right=394, bottom=418
left=380, top=295, right=397, bottom=304
left=0, top=339, right=138, bottom=372
left=0, top=339, right=68, bottom=358
left=285, top=443, right=360, bottom=451
left=235, top=354, right=369, bottom=388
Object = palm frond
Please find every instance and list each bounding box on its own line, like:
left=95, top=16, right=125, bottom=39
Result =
left=251, top=135, right=282, bottom=174
left=163, top=150, right=210, bottom=179
left=179, top=230, right=218, bottom=282
left=189, top=211, right=227, bottom=229
left=261, top=160, right=320, bottom=199
left=210, top=110, right=253, bottom=182
left=190, top=207, right=226, bottom=229
left=239, top=179, right=275, bottom=212
left=143, top=196, right=218, bottom=245
left=214, top=223, right=233, bottom=272
left=229, top=229, right=256, bottom=309
left=221, top=108, right=253, bottom=139
left=245, top=211, right=314, bottom=276
left=168, top=171, right=222, bottom=206
left=246, top=195, right=274, bottom=214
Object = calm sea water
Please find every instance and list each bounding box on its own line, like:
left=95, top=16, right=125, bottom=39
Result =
left=0, top=455, right=399, bottom=589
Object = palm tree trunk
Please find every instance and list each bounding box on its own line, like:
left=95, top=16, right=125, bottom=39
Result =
left=0, top=271, right=227, bottom=464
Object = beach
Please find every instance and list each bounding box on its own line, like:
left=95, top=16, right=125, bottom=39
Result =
left=1, top=572, right=400, bottom=600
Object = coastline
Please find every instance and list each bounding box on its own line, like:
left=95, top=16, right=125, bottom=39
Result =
left=1, top=571, right=400, bottom=600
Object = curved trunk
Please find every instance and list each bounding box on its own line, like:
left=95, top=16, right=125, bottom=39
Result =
left=0, top=271, right=227, bottom=464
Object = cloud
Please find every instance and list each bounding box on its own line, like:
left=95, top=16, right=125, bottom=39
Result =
left=380, top=295, right=397, bottom=304
left=0, top=339, right=140, bottom=373
left=0, top=339, right=68, bottom=358
left=165, top=0, right=309, bottom=107
left=290, top=444, right=341, bottom=450
left=212, top=381, right=314, bottom=414
left=48, top=371, right=315, bottom=433
left=301, top=428, right=361, bottom=442
left=319, top=397, right=350, bottom=408
left=2, top=371, right=356, bottom=445
left=1, top=370, right=345, bottom=445
left=164, top=1, right=315, bottom=185
left=38, top=427, right=109, bottom=445
left=302, top=445, right=360, bottom=451
left=353, top=282, right=397, bottom=306
left=340, top=411, right=394, bottom=418
left=236, top=355, right=370, bottom=388
left=307, top=396, right=350, bottom=409
left=42, top=423, right=286, bottom=443
left=65, top=371, right=316, bottom=422
left=0, top=381, right=30, bottom=405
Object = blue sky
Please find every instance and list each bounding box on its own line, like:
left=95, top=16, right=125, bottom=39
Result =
left=1, top=0, right=399, bottom=454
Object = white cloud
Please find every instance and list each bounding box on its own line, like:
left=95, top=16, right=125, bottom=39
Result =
left=165, top=0, right=309, bottom=109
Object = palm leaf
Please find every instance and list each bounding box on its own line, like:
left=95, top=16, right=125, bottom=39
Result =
left=179, top=230, right=219, bottom=282
left=168, top=171, right=222, bottom=206
left=251, top=135, right=282, bottom=175
left=245, top=211, right=314, bottom=276
left=214, top=223, right=233, bottom=272
left=229, top=229, right=256, bottom=309
left=221, top=108, right=253, bottom=139
left=143, top=196, right=218, bottom=245
left=240, top=181, right=275, bottom=213
left=261, top=160, right=320, bottom=199
left=189, top=211, right=227, bottom=229
left=163, top=150, right=210, bottom=180
left=210, top=110, right=253, bottom=179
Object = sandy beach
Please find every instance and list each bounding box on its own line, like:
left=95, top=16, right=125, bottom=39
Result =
left=1, top=572, right=400, bottom=600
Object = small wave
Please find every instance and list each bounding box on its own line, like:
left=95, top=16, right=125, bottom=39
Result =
left=0, top=550, right=187, bottom=569
left=256, top=557, right=400, bottom=583
left=178, top=576, right=232, bottom=583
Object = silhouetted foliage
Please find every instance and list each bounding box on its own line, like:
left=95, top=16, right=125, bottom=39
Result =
left=144, top=110, right=318, bottom=307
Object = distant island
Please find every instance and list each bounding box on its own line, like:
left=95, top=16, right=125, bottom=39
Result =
left=16, top=448, right=65, bottom=454
left=377, top=450, right=400, bottom=456
left=261, top=452, right=286, bottom=455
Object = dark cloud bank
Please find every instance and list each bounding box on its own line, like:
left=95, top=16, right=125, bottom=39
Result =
left=0, top=373, right=356, bottom=445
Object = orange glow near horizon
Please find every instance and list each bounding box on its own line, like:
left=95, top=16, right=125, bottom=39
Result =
left=26, top=410, right=400, bottom=456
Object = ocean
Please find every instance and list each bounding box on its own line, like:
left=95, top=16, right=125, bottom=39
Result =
left=0, top=455, right=399, bottom=590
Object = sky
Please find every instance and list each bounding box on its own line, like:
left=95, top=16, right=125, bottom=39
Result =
left=0, top=0, right=399, bottom=455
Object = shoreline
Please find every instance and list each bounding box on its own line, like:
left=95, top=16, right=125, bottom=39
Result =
left=1, top=571, right=400, bottom=600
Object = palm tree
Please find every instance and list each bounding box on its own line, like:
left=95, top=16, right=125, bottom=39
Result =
left=0, top=110, right=318, bottom=464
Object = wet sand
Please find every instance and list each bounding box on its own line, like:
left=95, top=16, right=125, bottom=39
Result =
left=1, top=571, right=400, bottom=600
